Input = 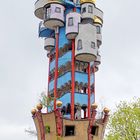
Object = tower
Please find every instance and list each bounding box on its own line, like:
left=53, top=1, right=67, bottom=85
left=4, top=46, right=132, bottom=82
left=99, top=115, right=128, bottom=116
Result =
left=31, top=0, right=109, bottom=140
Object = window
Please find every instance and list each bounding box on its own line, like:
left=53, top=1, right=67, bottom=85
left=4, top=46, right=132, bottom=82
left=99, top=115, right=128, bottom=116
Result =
left=91, top=42, right=95, bottom=49
left=55, top=7, right=61, bottom=13
left=65, top=126, right=75, bottom=136
left=88, top=5, right=93, bottom=13
left=96, top=26, right=101, bottom=34
left=82, top=7, right=86, bottom=13
left=44, top=7, right=51, bottom=19
left=68, top=17, right=74, bottom=26
left=47, top=8, right=51, bottom=19
left=91, top=126, right=99, bottom=136
left=76, top=0, right=79, bottom=5
left=77, top=39, right=82, bottom=50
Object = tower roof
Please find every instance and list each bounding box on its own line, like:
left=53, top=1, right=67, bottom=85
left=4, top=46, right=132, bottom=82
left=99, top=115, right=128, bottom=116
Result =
left=94, top=16, right=103, bottom=25
left=80, top=0, right=96, bottom=4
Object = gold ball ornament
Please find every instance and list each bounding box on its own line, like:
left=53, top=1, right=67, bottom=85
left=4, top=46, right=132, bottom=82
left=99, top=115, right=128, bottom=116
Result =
left=56, top=100, right=62, bottom=107
left=31, top=109, right=36, bottom=115
left=103, top=107, right=110, bottom=114
left=91, top=103, right=98, bottom=109
left=36, top=103, right=43, bottom=110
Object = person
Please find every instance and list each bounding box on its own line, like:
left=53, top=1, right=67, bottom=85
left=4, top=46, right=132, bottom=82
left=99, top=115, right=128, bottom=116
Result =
left=61, top=106, right=66, bottom=116
left=75, top=104, right=81, bottom=119
left=81, top=108, right=84, bottom=119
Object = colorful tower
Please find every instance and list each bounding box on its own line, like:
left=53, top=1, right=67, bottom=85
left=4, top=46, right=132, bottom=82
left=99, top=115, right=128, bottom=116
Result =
left=31, top=0, right=109, bottom=140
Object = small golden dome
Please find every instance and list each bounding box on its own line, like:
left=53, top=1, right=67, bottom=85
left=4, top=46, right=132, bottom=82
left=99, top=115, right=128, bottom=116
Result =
left=103, top=107, right=110, bottom=113
left=31, top=109, right=36, bottom=115
left=56, top=100, right=62, bottom=107
left=94, top=16, right=103, bottom=25
left=80, top=0, right=96, bottom=4
left=91, top=103, right=98, bottom=109
left=36, top=103, right=43, bottom=110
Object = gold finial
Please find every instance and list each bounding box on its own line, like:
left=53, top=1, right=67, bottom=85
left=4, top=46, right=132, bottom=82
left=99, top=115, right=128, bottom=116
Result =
left=56, top=100, right=63, bottom=107
left=36, top=103, right=43, bottom=111
left=80, top=0, right=96, bottom=4
left=94, top=16, right=103, bottom=25
left=31, top=108, right=37, bottom=115
left=91, top=103, right=98, bottom=109
left=103, top=107, right=110, bottom=114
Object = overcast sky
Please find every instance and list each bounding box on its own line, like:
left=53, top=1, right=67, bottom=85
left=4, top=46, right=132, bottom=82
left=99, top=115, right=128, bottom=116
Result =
left=0, top=0, right=140, bottom=140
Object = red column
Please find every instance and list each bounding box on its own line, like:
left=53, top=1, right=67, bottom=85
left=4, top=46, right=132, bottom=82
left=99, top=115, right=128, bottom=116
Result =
left=70, top=7, right=76, bottom=120
left=88, top=63, right=91, bottom=118
left=47, top=57, right=50, bottom=95
left=54, top=28, right=59, bottom=110
left=47, top=57, right=50, bottom=113
left=93, top=67, right=95, bottom=103
left=71, top=39, right=75, bottom=120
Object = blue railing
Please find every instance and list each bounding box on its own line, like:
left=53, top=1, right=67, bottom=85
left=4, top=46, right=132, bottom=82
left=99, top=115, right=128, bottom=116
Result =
left=38, top=21, right=54, bottom=38
left=50, top=59, right=55, bottom=71
left=49, top=71, right=88, bottom=91
left=50, top=51, right=72, bottom=71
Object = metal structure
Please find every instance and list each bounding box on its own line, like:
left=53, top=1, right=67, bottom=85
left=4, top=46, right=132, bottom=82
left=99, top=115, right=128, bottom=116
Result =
left=32, top=0, right=109, bottom=140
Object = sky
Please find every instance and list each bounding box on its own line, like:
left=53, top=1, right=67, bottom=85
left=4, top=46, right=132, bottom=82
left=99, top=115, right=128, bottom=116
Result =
left=0, top=0, right=140, bottom=140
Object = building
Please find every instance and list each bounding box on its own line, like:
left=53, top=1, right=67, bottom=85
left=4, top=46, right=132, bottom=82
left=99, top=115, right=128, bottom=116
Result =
left=31, top=0, right=110, bottom=140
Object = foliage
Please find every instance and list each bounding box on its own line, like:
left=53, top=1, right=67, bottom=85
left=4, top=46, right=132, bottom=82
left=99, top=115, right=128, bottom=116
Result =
left=45, top=125, right=50, bottom=134
left=39, top=92, right=54, bottom=111
left=105, top=97, right=140, bottom=140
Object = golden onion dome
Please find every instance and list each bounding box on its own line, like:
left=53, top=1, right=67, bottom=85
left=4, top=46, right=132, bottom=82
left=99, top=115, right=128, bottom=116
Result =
left=91, top=103, right=98, bottom=109
left=56, top=100, right=63, bottom=107
left=94, top=16, right=103, bottom=25
left=36, top=103, right=43, bottom=110
left=31, top=109, right=36, bottom=115
left=103, top=107, right=110, bottom=114
left=80, top=0, right=96, bottom=4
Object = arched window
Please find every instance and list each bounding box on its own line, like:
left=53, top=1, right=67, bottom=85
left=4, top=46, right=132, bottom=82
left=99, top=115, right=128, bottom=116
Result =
left=82, top=7, right=86, bottom=13
left=96, top=26, right=101, bottom=34
left=77, top=39, right=82, bottom=50
left=88, top=5, right=93, bottom=13
left=55, top=7, right=61, bottom=13
left=68, top=17, right=74, bottom=26
left=91, top=42, right=95, bottom=49
left=44, top=7, right=51, bottom=19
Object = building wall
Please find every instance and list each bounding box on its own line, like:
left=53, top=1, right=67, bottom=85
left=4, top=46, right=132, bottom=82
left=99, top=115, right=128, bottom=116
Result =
left=42, top=112, right=57, bottom=140
left=63, top=119, right=89, bottom=140
left=75, top=23, right=97, bottom=62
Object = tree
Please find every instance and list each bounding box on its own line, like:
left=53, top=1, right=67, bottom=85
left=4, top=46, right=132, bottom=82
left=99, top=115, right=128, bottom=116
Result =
left=105, top=97, right=140, bottom=140
left=39, top=92, right=54, bottom=111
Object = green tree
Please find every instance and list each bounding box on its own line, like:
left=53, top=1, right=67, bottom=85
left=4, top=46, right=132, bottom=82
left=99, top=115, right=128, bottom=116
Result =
left=105, top=98, right=140, bottom=140
left=39, top=92, right=54, bottom=111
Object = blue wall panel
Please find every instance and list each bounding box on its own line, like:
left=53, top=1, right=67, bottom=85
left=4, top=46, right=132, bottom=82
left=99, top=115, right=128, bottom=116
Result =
left=58, top=92, right=94, bottom=106
left=58, top=51, right=71, bottom=66
left=50, top=60, right=55, bottom=71
left=49, top=72, right=89, bottom=91
left=59, top=27, right=69, bottom=48
left=50, top=51, right=71, bottom=71
left=75, top=72, right=88, bottom=83
left=49, top=80, right=54, bottom=91
left=57, top=72, right=71, bottom=88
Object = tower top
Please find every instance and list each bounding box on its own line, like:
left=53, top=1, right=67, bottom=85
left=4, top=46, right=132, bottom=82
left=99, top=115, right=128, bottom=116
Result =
left=80, top=0, right=96, bottom=4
